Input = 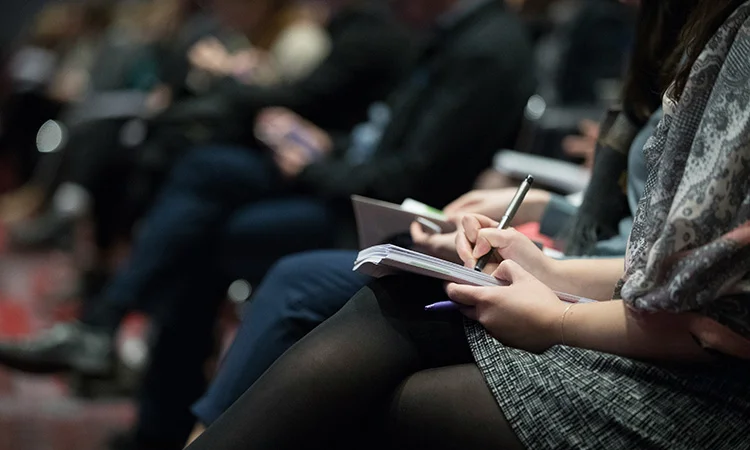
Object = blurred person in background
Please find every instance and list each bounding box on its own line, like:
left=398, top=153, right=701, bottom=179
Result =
left=1, top=0, right=192, bottom=303
left=0, top=0, right=162, bottom=220
left=4, top=0, right=380, bottom=306
left=187, top=0, right=331, bottom=87
left=0, top=1, right=121, bottom=209
left=471, top=0, right=635, bottom=190
left=540, top=0, right=635, bottom=106
left=0, top=1, right=534, bottom=449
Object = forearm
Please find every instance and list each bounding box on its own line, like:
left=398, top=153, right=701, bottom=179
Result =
left=547, top=258, right=624, bottom=300
left=559, top=300, right=712, bottom=362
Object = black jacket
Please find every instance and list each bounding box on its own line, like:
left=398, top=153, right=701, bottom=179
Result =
left=221, top=4, right=413, bottom=135
left=299, top=1, right=536, bottom=208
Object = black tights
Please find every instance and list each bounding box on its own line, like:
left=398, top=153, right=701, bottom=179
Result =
left=187, top=276, right=524, bottom=450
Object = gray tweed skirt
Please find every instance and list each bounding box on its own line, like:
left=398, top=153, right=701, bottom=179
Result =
left=465, top=322, right=750, bottom=450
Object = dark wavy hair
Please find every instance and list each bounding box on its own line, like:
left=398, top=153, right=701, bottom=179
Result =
left=622, top=0, right=746, bottom=124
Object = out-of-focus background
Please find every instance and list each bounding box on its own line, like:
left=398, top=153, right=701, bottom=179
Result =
left=1, top=3, right=134, bottom=449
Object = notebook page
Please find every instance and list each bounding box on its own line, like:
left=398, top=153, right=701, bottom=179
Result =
left=354, top=244, right=596, bottom=303
left=354, top=244, right=506, bottom=287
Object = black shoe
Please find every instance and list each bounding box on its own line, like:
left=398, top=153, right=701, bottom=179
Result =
left=0, top=322, right=114, bottom=376
left=9, top=210, right=73, bottom=251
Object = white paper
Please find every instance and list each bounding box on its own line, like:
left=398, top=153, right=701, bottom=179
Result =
left=354, top=244, right=597, bottom=303
left=354, top=244, right=506, bottom=287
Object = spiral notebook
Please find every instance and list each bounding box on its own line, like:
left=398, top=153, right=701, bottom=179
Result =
left=353, top=244, right=596, bottom=304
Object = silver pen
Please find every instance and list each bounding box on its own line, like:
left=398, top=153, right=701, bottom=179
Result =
left=474, top=175, right=534, bottom=272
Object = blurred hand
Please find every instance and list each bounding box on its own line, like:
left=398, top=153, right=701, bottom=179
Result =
left=443, top=189, right=550, bottom=224
left=562, top=119, right=600, bottom=169
left=256, top=108, right=332, bottom=178
left=145, top=84, right=173, bottom=114
left=229, top=49, right=265, bottom=84
left=189, top=38, right=233, bottom=75
left=410, top=221, right=462, bottom=264
left=455, top=214, right=555, bottom=283
left=472, top=169, right=517, bottom=190
left=446, top=260, right=566, bottom=353
left=49, top=68, right=88, bottom=102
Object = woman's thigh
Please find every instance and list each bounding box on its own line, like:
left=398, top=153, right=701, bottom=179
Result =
left=385, top=364, right=525, bottom=450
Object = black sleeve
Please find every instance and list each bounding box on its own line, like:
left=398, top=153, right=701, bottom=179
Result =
left=221, top=21, right=408, bottom=130
left=556, top=2, right=634, bottom=104
left=298, top=52, right=528, bottom=205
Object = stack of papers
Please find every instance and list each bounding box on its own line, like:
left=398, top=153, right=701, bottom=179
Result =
left=351, top=196, right=455, bottom=249
left=354, top=244, right=506, bottom=287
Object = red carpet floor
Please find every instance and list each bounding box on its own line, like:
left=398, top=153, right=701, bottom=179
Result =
left=0, top=249, right=136, bottom=450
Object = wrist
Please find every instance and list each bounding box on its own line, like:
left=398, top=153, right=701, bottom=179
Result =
left=540, top=298, right=571, bottom=351
left=557, top=302, right=577, bottom=346
left=541, top=257, right=579, bottom=295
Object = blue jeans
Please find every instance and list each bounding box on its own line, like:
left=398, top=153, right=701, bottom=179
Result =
left=191, top=250, right=369, bottom=426
left=89, top=146, right=337, bottom=444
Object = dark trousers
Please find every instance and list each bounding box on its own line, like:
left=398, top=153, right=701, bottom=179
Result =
left=86, top=146, right=336, bottom=445
left=64, top=119, right=136, bottom=249
left=191, top=250, right=369, bottom=426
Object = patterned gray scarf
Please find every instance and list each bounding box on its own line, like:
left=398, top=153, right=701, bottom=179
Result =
left=617, top=2, right=750, bottom=341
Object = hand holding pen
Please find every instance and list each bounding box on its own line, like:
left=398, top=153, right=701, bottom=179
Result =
left=426, top=175, right=575, bottom=311
left=474, top=175, right=534, bottom=271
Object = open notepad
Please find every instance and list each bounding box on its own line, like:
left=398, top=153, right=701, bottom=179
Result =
left=353, top=244, right=596, bottom=304
left=351, top=196, right=456, bottom=249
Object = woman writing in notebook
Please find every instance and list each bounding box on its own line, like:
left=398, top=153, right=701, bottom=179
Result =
left=187, top=0, right=750, bottom=448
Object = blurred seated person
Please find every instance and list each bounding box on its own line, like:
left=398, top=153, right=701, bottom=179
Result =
left=5, top=0, right=330, bottom=226
left=0, top=1, right=123, bottom=196
left=507, top=0, right=635, bottom=105
left=187, top=2, right=750, bottom=448
left=516, top=0, right=635, bottom=162
left=0, top=0, right=165, bottom=220
left=0, top=1, right=535, bottom=449
left=470, top=116, right=599, bottom=190
left=8, top=0, right=408, bottom=298
left=540, top=0, right=635, bottom=106
left=186, top=0, right=331, bottom=87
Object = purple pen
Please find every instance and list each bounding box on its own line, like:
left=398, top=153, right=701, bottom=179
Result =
left=424, top=301, right=463, bottom=311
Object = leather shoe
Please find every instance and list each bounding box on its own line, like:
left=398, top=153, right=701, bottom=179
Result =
left=0, top=322, right=114, bottom=376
